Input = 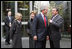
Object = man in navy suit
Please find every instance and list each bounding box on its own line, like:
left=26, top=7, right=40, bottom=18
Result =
left=4, top=11, right=14, bottom=45
left=32, top=6, right=49, bottom=48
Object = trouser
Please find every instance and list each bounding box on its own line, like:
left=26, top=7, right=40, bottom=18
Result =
left=49, top=39, right=60, bottom=48
left=5, top=30, right=10, bottom=43
left=35, top=40, right=46, bottom=48
left=29, top=37, right=35, bottom=48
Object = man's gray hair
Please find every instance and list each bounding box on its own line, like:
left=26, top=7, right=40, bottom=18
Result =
left=40, top=5, right=47, bottom=11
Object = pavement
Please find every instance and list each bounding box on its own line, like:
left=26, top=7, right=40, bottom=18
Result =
left=1, top=37, right=71, bottom=48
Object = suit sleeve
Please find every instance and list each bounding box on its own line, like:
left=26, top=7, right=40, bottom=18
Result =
left=47, top=25, right=49, bottom=36
left=51, top=18, right=64, bottom=28
left=46, top=16, right=49, bottom=36
left=12, top=16, right=14, bottom=23
left=32, top=16, right=38, bottom=36
left=4, top=17, right=9, bottom=27
left=27, top=21, right=30, bottom=35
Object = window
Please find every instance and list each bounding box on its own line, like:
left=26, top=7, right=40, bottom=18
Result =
left=1, top=1, right=31, bottom=37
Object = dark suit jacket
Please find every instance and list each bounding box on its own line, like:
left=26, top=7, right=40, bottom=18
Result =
left=4, top=16, right=14, bottom=31
left=32, top=14, right=49, bottom=41
left=27, top=19, right=34, bottom=37
left=27, top=19, right=35, bottom=48
left=10, top=20, right=22, bottom=48
left=49, top=14, right=64, bottom=41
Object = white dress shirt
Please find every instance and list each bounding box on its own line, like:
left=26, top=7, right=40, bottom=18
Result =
left=17, top=20, right=21, bottom=24
left=41, top=12, right=46, bottom=20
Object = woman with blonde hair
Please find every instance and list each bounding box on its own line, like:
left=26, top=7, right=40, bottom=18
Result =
left=10, top=13, right=22, bottom=48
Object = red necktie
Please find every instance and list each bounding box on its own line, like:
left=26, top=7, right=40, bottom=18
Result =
left=44, top=15, right=46, bottom=27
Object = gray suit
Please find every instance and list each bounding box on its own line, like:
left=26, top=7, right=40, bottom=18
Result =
left=49, top=14, right=64, bottom=48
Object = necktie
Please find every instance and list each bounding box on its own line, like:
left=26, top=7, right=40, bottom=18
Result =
left=44, top=15, right=46, bottom=28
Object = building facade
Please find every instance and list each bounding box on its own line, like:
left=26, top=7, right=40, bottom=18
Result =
left=1, top=1, right=71, bottom=40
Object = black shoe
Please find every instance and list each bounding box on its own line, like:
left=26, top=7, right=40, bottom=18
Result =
left=8, top=42, right=10, bottom=45
left=5, top=42, right=10, bottom=45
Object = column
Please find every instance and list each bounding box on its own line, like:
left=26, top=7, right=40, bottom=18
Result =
left=1, top=1, right=3, bottom=40
left=15, top=1, right=18, bottom=14
left=29, top=1, right=32, bottom=19
left=30, top=1, right=32, bottom=13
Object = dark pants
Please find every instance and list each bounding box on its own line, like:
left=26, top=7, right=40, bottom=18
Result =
left=29, top=37, right=35, bottom=48
left=5, top=30, right=10, bottom=43
left=12, top=37, right=22, bottom=48
left=49, top=39, right=60, bottom=48
left=35, top=40, right=46, bottom=48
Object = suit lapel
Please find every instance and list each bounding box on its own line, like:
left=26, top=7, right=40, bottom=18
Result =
left=7, top=16, right=10, bottom=22
left=53, top=15, right=59, bottom=21
left=7, top=16, right=12, bottom=22
left=40, top=14, right=48, bottom=27
left=52, top=14, right=59, bottom=21
left=40, top=14, right=45, bottom=25
left=16, top=20, right=22, bottom=28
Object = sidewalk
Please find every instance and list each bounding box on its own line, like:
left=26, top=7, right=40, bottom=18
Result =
left=1, top=37, right=71, bottom=48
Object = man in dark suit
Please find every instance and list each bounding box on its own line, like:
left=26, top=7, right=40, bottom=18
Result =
left=49, top=8, right=64, bottom=48
left=32, top=6, right=49, bottom=48
left=4, top=11, right=14, bottom=45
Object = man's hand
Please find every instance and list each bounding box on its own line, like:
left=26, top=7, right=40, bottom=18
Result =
left=46, top=36, right=49, bottom=40
left=9, top=23, right=11, bottom=27
left=49, top=20, right=52, bottom=23
left=33, top=35, right=37, bottom=40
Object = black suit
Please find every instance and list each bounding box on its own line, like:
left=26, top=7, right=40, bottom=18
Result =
left=32, top=13, right=49, bottom=48
left=49, top=14, right=64, bottom=48
left=4, top=16, right=14, bottom=44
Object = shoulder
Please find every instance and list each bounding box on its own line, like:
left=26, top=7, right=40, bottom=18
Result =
left=12, top=20, right=18, bottom=26
left=57, top=15, right=64, bottom=21
left=5, top=16, right=8, bottom=19
left=13, top=20, right=17, bottom=24
left=35, top=14, right=41, bottom=18
left=45, top=16, right=48, bottom=18
left=57, top=15, right=62, bottom=19
left=4, top=16, right=8, bottom=20
left=28, top=20, right=30, bottom=23
left=11, top=16, right=14, bottom=19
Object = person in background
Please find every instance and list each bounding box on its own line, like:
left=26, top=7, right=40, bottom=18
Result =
left=4, top=11, right=14, bottom=45
left=10, top=13, right=22, bottom=48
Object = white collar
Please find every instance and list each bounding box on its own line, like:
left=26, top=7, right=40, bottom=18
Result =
left=54, top=14, right=58, bottom=17
left=41, top=12, right=44, bottom=17
left=17, top=20, right=21, bottom=23
left=41, top=12, right=45, bottom=20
